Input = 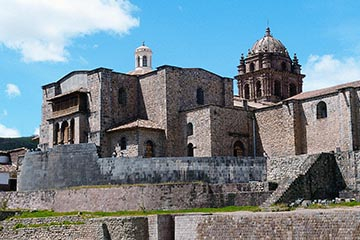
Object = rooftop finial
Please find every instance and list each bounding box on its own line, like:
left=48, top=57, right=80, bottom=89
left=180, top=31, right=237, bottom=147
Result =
left=265, top=27, right=271, bottom=36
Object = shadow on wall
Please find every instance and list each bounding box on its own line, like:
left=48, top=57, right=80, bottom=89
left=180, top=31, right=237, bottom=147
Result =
left=279, top=153, right=346, bottom=203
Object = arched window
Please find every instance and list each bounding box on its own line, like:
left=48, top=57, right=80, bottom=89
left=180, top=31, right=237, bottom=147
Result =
left=281, top=62, right=287, bottom=71
left=143, top=56, right=148, bottom=67
left=118, top=88, right=127, bottom=105
left=196, top=88, right=204, bottom=105
left=244, top=84, right=250, bottom=99
left=69, top=119, right=75, bottom=144
left=256, top=81, right=262, bottom=98
left=274, top=81, right=281, bottom=97
left=289, top=83, right=297, bottom=97
left=250, top=62, right=255, bottom=72
left=120, top=137, right=127, bottom=150
left=144, top=140, right=154, bottom=158
left=187, top=123, right=193, bottom=136
left=233, top=140, right=245, bottom=157
left=61, top=121, right=69, bottom=144
left=187, top=143, right=194, bottom=157
left=316, top=101, right=327, bottom=119
left=54, top=123, right=59, bottom=145
left=137, top=56, right=140, bottom=67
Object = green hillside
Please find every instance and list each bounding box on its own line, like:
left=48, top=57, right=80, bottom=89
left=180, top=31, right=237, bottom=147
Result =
left=0, top=137, right=38, bottom=151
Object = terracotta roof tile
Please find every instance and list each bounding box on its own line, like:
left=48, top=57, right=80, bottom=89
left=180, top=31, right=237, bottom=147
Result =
left=288, top=80, right=360, bottom=101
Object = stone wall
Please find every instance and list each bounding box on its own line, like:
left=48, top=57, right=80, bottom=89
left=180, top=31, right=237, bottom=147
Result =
left=255, top=104, right=297, bottom=157
left=1, top=182, right=270, bottom=212
left=301, top=92, right=354, bottom=155
left=18, top=143, right=266, bottom=191
left=0, top=215, right=148, bottom=240
left=174, top=208, right=360, bottom=240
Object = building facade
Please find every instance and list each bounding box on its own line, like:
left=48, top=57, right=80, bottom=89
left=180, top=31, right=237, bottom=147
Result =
left=39, top=28, right=360, bottom=158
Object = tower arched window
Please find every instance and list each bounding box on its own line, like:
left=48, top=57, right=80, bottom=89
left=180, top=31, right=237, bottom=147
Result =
left=233, top=140, right=245, bottom=157
left=187, top=143, right=194, bottom=157
left=250, top=62, right=255, bottom=72
left=187, top=123, right=193, bottom=136
left=256, top=81, right=262, bottom=98
left=120, top=137, right=127, bottom=150
left=274, top=81, right=281, bottom=97
left=289, top=83, right=297, bottom=97
left=196, top=88, right=204, bottom=105
left=244, top=84, right=250, bottom=99
left=142, top=56, right=148, bottom=67
left=137, top=56, right=140, bottom=67
left=316, top=101, right=327, bottom=119
left=281, top=62, right=287, bottom=71
left=118, top=88, right=127, bottom=105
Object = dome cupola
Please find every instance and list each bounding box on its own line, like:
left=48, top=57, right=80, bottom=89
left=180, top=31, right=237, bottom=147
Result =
left=249, top=27, right=288, bottom=57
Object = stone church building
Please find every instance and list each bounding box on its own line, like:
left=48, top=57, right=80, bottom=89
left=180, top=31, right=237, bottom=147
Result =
left=39, top=28, right=360, bottom=158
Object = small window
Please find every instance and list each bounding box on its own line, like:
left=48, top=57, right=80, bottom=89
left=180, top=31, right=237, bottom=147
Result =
left=289, top=83, right=297, bottom=97
left=137, top=56, right=140, bottom=67
left=281, top=62, right=287, bottom=71
left=274, top=81, right=281, bottom=97
left=120, top=137, right=127, bottom=150
left=256, top=81, right=261, bottom=98
left=187, top=123, right=193, bottom=136
left=187, top=143, right=194, bottom=157
left=244, top=84, right=250, bottom=99
left=144, top=140, right=154, bottom=158
left=250, top=62, right=255, bottom=72
left=233, top=140, right=245, bottom=157
left=118, top=88, right=127, bottom=105
left=143, top=56, right=148, bottom=67
left=196, top=88, right=204, bottom=105
left=316, top=101, right=327, bottom=119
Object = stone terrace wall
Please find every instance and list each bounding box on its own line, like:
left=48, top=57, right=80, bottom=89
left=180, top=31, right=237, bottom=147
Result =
left=18, top=143, right=266, bottom=191
left=97, top=155, right=266, bottom=185
left=0, top=215, right=148, bottom=240
left=1, top=182, right=270, bottom=212
left=175, top=208, right=360, bottom=240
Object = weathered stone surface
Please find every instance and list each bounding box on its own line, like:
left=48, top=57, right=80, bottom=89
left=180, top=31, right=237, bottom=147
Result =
left=18, top=143, right=266, bottom=191
left=0, top=182, right=270, bottom=212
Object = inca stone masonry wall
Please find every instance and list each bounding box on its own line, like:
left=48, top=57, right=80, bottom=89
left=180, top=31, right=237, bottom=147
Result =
left=18, top=143, right=266, bottom=191
left=0, top=215, right=149, bottom=240
left=1, top=182, right=270, bottom=212
left=3, top=208, right=360, bottom=239
left=175, top=208, right=360, bottom=240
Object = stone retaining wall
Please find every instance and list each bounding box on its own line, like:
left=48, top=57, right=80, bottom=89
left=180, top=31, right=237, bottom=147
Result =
left=3, top=208, right=360, bottom=239
left=18, top=143, right=266, bottom=191
left=1, top=182, right=270, bottom=212
left=174, top=208, right=360, bottom=240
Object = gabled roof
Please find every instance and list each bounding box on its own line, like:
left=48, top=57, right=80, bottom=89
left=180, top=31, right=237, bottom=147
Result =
left=107, top=119, right=164, bottom=132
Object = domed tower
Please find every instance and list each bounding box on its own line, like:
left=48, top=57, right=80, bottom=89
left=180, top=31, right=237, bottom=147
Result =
left=235, top=28, right=305, bottom=103
left=129, top=42, right=153, bottom=75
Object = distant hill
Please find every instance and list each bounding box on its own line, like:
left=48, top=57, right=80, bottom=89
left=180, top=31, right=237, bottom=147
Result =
left=0, top=136, right=38, bottom=151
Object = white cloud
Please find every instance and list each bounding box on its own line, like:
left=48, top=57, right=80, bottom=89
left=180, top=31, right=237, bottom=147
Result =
left=0, top=124, right=20, bottom=138
left=303, top=54, right=360, bottom=91
left=0, top=0, right=139, bottom=62
left=6, top=84, right=21, bottom=98
left=33, top=127, right=40, bottom=136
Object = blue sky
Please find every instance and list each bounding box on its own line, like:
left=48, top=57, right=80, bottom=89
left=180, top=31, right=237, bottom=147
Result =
left=1, top=0, right=360, bottom=137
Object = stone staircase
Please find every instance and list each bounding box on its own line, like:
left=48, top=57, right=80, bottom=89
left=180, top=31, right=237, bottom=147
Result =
left=261, top=153, right=323, bottom=208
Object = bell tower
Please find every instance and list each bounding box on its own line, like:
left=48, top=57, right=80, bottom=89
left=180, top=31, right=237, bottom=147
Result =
left=129, top=42, right=153, bottom=75
left=235, top=28, right=305, bottom=103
